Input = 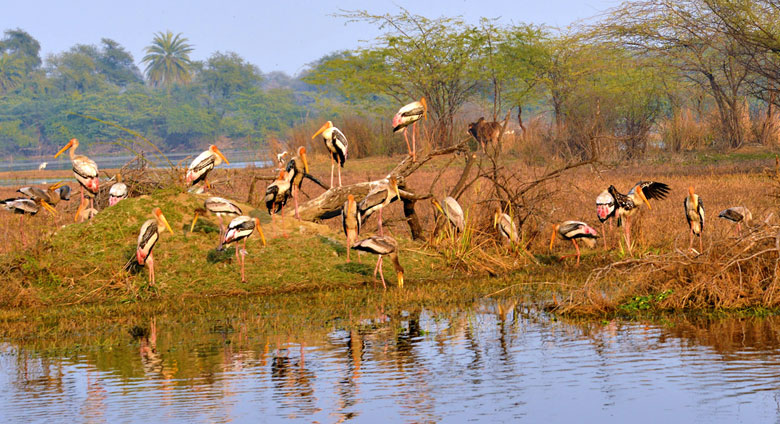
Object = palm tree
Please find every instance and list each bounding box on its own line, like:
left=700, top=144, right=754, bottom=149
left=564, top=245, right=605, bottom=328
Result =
left=0, top=53, right=23, bottom=93
left=141, top=31, right=194, bottom=87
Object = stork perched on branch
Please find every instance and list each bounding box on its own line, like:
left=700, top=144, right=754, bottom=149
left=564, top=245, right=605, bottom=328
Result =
left=393, top=97, right=427, bottom=162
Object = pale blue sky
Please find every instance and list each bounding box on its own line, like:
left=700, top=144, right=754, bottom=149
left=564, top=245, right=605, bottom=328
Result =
left=2, top=0, right=619, bottom=76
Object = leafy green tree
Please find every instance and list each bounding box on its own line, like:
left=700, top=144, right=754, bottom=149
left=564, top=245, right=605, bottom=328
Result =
left=200, top=51, right=261, bottom=99
left=0, top=29, right=41, bottom=72
left=0, top=53, right=23, bottom=93
left=96, top=38, right=143, bottom=87
left=142, top=31, right=194, bottom=87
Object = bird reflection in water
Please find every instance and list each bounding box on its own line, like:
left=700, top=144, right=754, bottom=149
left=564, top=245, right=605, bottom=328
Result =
left=271, top=342, right=317, bottom=417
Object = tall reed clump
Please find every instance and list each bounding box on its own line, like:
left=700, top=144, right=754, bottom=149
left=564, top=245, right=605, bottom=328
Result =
left=658, top=108, right=714, bottom=152
left=561, top=221, right=780, bottom=315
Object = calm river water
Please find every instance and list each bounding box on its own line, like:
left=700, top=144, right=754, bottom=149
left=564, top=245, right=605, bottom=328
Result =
left=2, top=297, right=780, bottom=422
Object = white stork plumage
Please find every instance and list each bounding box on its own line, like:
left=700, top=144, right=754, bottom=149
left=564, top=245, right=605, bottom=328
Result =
left=54, top=138, right=99, bottom=222
left=222, top=215, right=266, bottom=282
left=718, top=206, right=752, bottom=235
left=190, top=196, right=243, bottom=248
left=393, top=97, right=427, bottom=162
left=432, top=196, right=465, bottom=234
left=134, top=208, right=173, bottom=286
left=186, top=145, right=230, bottom=189
left=608, top=181, right=670, bottom=254
left=493, top=208, right=518, bottom=245
left=550, top=220, right=599, bottom=266
left=285, top=146, right=309, bottom=220
left=342, top=194, right=361, bottom=263
left=351, top=235, right=404, bottom=289
left=264, top=170, right=292, bottom=236
left=596, top=189, right=616, bottom=249
left=109, top=174, right=128, bottom=206
left=358, top=177, right=400, bottom=236
left=312, top=121, right=348, bottom=188
left=684, top=186, right=704, bottom=252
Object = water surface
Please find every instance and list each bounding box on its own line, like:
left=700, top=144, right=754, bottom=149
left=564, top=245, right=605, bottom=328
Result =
left=2, top=299, right=780, bottom=422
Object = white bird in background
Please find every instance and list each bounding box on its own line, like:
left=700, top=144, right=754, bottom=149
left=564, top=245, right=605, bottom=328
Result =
left=109, top=174, right=128, bottom=206
left=38, top=162, right=47, bottom=170
left=432, top=196, right=465, bottom=234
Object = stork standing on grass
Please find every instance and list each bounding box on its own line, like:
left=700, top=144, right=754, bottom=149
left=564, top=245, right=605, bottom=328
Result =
left=54, top=138, right=99, bottom=222
left=596, top=189, right=616, bottom=249
left=190, top=196, right=243, bottom=248
left=222, top=216, right=266, bottom=283
left=351, top=235, right=404, bottom=289
left=358, top=177, right=400, bottom=236
left=285, top=146, right=309, bottom=220
left=186, top=145, right=230, bottom=190
left=718, top=206, right=752, bottom=235
left=134, top=208, right=174, bottom=287
left=684, top=186, right=704, bottom=252
left=392, top=97, right=427, bottom=162
left=550, top=221, right=599, bottom=266
left=608, top=181, right=670, bottom=254
left=264, top=170, right=292, bottom=236
left=109, top=174, right=128, bottom=206
left=342, top=194, right=361, bottom=262
left=311, top=121, right=347, bottom=188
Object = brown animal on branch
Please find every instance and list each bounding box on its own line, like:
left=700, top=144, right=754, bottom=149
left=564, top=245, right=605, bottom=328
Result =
left=468, top=117, right=502, bottom=153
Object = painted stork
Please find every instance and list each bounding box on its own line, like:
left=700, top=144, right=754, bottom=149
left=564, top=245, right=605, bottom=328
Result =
left=135, top=207, right=174, bottom=286
left=358, top=177, right=400, bottom=236
left=393, top=97, right=427, bottom=162
left=285, top=146, right=309, bottom=220
left=185, top=145, right=230, bottom=189
left=351, top=235, right=404, bottom=289
left=596, top=189, right=616, bottom=249
left=109, top=174, right=128, bottom=206
left=684, top=186, right=704, bottom=252
left=493, top=207, right=518, bottom=245
left=190, top=196, right=243, bottom=248
left=54, top=138, right=99, bottom=222
left=608, top=181, right=670, bottom=253
left=2, top=198, right=38, bottom=245
left=432, top=196, right=465, bottom=234
left=222, top=215, right=266, bottom=282
left=342, top=194, right=361, bottom=262
left=550, top=221, right=599, bottom=266
left=18, top=182, right=70, bottom=215
left=718, top=206, right=752, bottom=235
left=311, top=121, right=348, bottom=188
left=264, top=170, right=292, bottom=235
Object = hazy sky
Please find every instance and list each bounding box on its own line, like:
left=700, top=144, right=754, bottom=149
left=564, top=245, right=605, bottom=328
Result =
left=2, top=0, right=619, bottom=76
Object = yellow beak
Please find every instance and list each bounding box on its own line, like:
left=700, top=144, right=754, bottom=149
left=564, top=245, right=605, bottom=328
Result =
left=214, top=147, right=230, bottom=165
left=397, top=272, right=404, bottom=288
left=493, top=212, right=499, bottom=228
left=549, top=225, right=559, bottom=251
left=312, top=121, right=331, bottom=139
left=54, top=139, right=74, bottom=158
left=637, top=189, right=651, bottom=210
left=49, top=181, right=65, bottom=190
left=433, top=200, right=444, bottom=214
left=190, top=211, right=199, bottom=233
left=302, top=152, right=309, bottom=174
left=160, top=213, right=174, bottom=234
left=420, top=97, right=428, bottom=121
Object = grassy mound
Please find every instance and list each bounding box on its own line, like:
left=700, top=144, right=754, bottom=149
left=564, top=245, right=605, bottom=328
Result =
left=0, top=190, right=448, bottom=309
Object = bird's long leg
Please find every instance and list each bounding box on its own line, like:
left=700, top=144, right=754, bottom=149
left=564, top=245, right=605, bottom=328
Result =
left=346, top=233, right=351, bottom=263
left=689, top=228, right=693, bottom=251
left=75, top=187, right=85, bottom=222
left=378, top=256, right=386, bottom=289
left=699, top=233, right=703, bottom=253
left=294, top=185, right=300, bottom=220
left=736, top=223, right=742, bottom=236
left=240, top=239, right=247, bottom=282
left=412, top=121, right=417, bottom=162
left=330, top=157, right=335, bottom=189
left=373, top=255, right=381, bottom=278
left=148, top=253, right=155, bottom=286
left=572, top=239, right=581, bottom=266
left=337, top=163, right=342, bottom=187
left=403, top=128, right=412, bottom=159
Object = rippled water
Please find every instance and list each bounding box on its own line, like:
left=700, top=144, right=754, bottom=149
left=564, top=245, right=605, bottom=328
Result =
left=3, top=300, right=780, bottom=422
